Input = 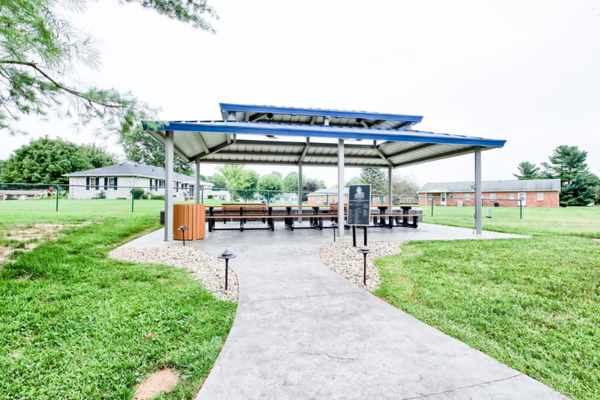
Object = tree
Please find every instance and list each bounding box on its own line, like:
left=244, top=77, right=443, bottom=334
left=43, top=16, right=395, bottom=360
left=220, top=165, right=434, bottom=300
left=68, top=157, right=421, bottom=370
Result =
left=345, top=177, right=360, bottom=187
left=120, top=125, right=193, bottom=176
left=235, top=169, right=259, bottom=201
left=392, top=173, right=419, bottom=196
left=561, top=172, right=599, bottom=206
left=595, top=185, right=600, bottom=204
left=302, top=181, right=319, bottom=201
left=513, top=161, right=541, bottom=180
left=211, top=174, right=227, bottom=190
left=0, top=0, right=217, bottom=136
left=541, top=146, right=590, bottom=185
left=258, top=173, right=283, bottom=192
left=359, top=168, right=387, bottom=194
left=540, top=145, right=598, bottom=205
left=271, top=171, right=283, bottom=178
left=0, top=137, right=115, bottom=184
left=283, top=172, right=299, bottom=192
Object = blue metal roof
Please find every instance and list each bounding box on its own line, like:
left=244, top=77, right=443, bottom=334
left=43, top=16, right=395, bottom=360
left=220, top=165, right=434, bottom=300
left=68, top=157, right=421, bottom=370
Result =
left=146, top=120, right=506, bottom=148
left=220, top=103, right=424, bottom=123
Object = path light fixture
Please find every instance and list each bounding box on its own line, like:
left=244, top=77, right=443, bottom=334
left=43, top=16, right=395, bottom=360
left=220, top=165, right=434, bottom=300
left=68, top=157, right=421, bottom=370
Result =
left=218, top=249, right=237, bottom=290
left=178, top=225, right=188, bottom=246
left=357, top=246, right=373, bottom=286
left=331, top=222, right=338, bottom=242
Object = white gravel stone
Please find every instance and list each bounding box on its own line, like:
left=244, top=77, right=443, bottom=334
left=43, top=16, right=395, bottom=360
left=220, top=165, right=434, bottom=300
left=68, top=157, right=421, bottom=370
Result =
left=319, top=241, right=403, bottom=291
left=109, top=247, right=239, bottom=302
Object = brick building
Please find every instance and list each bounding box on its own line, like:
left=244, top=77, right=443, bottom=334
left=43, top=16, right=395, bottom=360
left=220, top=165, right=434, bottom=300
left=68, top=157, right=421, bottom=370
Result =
left=418, top=179, right=561, bottom=208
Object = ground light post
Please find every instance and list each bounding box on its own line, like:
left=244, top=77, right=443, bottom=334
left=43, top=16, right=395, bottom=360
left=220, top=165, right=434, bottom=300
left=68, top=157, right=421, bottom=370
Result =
left=178, top=225, right=188, bottom=246
left=218, top=250, right=237, bottom=290
left=331, top=222, right=338, bottom=242
left=357, top=246, right=373, bottom=286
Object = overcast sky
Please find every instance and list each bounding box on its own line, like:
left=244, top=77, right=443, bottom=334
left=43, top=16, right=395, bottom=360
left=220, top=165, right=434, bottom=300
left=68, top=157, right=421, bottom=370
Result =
left=5, top=0, right=600, bottom=187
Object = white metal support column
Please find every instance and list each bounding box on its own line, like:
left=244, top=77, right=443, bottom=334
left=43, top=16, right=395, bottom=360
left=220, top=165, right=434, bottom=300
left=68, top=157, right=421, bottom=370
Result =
left=165, top=131, right=174, bottom=241
left=337, top=138, right=345, bottom=237
left=388, top=166, right=393, bottom=210
left=475, top=148, right=482, bottom=234
left=194, top=159, right=201, bottom=205
left=298, top=162, right=303, bottom=222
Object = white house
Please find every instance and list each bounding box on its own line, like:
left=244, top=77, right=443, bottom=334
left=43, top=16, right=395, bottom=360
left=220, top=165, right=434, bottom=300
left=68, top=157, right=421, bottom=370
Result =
left=64, top=161, right=213, bottom=200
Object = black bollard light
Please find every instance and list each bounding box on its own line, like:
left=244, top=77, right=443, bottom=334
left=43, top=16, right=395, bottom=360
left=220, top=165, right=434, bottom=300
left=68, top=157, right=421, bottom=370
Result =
left=357, top=246, right=373, bottom=286
left=331, top=222, right=338, bottom=242
left=178, top=225, right=188, bottom=246
left=218, top=249, right=237, bottom=290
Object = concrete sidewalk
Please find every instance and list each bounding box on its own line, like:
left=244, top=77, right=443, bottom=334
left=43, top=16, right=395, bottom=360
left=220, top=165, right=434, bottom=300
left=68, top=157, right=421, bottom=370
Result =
left=123, top=224, right=565, bottom=399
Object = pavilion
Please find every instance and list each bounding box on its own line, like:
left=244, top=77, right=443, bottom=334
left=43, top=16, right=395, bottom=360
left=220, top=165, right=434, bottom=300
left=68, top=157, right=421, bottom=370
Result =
left=143, top=103, right=506, bottom=241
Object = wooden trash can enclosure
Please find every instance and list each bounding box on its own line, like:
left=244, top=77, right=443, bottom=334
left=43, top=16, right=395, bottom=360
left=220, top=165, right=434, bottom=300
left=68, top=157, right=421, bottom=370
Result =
left=173, top=204, right=206, bottom=240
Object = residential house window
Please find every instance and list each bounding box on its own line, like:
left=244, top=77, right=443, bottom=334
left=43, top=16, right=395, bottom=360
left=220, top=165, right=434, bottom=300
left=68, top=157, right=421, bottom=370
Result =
left=465, top=193, right=471, bottom=201
left=90, top=177, right=99, bottom=190
left=449, top=193, right=454, bottom=199
left=537, top=192, right=544, bottom=201
left=108, top=177, right=117, bottom=190
left=509, top=193, right=514, bottom=200
left=490, top=193, right=496, bottom=200
left=104, top=178, right=108, bottom=191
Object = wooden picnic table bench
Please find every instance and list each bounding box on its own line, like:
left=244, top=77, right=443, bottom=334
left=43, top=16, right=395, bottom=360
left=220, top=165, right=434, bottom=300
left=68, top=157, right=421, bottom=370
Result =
left=205, top=203, right=423, bottom=232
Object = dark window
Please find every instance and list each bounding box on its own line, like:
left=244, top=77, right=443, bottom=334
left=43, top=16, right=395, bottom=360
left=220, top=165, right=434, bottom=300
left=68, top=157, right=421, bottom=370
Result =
left=104, top=178, right=108, bottom=191
left=113, top=177, right=118, bottom=190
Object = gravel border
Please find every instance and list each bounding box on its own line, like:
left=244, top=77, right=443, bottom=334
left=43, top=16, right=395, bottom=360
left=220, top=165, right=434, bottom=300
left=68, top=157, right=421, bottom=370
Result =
left=109, top=247, right=239, bottom=302
left=319, top=241, right=403, bottom=291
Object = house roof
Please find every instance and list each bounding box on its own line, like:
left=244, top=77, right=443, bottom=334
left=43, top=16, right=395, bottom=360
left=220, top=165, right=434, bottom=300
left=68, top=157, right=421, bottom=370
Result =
left=308, top=188, right=350, bottom=196
left=419, top=179, right=561, bottom=193
left=63, top=161, right=211, bottom=185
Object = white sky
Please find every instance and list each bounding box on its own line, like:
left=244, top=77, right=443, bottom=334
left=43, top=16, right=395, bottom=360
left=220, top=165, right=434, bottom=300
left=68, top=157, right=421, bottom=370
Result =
left=4, top=0, right=600, bottom=188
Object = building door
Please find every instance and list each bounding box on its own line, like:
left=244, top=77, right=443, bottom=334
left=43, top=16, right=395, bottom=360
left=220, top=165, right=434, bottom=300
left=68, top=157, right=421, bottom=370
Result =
left=518, top=192, right=526, bottom=207
left=441, top=193, right=447, bottom=206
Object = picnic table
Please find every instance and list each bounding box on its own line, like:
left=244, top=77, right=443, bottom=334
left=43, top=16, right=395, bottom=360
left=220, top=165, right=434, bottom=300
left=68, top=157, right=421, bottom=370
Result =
left=205, top=203, right=422, bottom=232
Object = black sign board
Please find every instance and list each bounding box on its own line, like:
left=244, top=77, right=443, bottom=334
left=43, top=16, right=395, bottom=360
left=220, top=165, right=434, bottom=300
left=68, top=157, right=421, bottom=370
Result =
left=348, top=184, right=371, bottom=226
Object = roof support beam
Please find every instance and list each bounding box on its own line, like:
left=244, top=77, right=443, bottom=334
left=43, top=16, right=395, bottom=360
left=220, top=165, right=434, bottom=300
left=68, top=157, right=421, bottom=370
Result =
left=196, top=159, right=385, bottom=168
left=373, top=140, right=393, bottom=168
left=196, top=132, right=210, bottom=154
left=383, top=143, right=438, bottom=159
left=193, top=141, right=234, bottom=161
left=233, top=139, right=373, bottom=150
left=298, top=138, right=311, bottom=164
left=393, top=147, right=479, bottom=168
left=309, top=116, right=317, bottom=125
left=213, top=151, right=382, bottom=161
left=249, top=113, right=267, bottom=122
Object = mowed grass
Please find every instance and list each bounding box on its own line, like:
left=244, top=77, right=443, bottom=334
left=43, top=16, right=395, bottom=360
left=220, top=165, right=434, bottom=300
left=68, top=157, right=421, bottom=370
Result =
left=374, top=206, right=600, bottom=400
left=0, top=200, right=236, bottom=399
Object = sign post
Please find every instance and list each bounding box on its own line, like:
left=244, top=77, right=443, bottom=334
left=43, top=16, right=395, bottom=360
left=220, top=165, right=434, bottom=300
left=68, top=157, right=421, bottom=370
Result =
left=348, top=184, right=371, bottom=246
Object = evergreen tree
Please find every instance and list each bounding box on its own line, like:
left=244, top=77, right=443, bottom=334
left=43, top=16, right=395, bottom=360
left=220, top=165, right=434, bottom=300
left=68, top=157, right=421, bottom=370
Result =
left=541, top=145, right=589, bottom=185
left=513, top=161, right=541, bottom=180
left=1, top=0, right=217, bottom=136
left=359, top=168, right=387, bottom=194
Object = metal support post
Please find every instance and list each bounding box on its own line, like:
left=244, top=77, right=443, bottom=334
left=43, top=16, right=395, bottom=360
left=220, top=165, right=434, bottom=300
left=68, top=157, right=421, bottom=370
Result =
left=520, top=199, right=523, bottom=219
left=363, top=226, right=367, bottom=246
left=388, top=166, right=393, bottom=210
left=337, top=138, right=345, bottom=237
left=56, top=184, right=59, bottom=212
left=165, top=131, right=174, bottom=241
left=475, top=148, right=483, bottom=234
left=431, top=196, right=434, bottom=217
left=298, top=162, right=303, bottom=222
left=194, top=159, right=201, bottom=205
left=202, top=188, right=204, bottom=205
left=132, top=188, right=134, bottom=212
left=352, top=226, right=357, bottom=247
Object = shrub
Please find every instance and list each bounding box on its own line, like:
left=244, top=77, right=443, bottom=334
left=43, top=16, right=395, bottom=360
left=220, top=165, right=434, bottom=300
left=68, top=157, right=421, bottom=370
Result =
left=560, top=201, right=568, bottom=207
left=207, top=194, right=214, bottom=199
left=150, top=194, right=165, bottom=200
left=131, top=187, right=145, bottom=200
left=97, top=190, right=106, bottom=199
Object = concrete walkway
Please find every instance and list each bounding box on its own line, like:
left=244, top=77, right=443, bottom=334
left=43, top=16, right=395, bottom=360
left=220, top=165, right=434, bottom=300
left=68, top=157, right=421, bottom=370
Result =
left=123, top=224, right=566, bottom=399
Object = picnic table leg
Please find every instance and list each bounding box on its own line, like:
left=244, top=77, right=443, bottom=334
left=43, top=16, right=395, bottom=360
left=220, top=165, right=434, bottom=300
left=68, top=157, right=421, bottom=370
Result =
left=240, top=208, right=244, bottom=232
left=402, top=207, right=409, bottom=227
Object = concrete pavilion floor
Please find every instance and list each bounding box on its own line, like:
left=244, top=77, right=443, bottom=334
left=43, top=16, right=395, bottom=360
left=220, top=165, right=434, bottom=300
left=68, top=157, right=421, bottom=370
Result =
left=121, top=223, right=567, bottom=400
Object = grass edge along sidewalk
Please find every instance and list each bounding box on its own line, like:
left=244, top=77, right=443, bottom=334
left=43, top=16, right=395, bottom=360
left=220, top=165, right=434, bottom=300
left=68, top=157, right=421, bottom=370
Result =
left=374, top=207, right=600, bottom=400
left=0, top=208, right=236, bottom=400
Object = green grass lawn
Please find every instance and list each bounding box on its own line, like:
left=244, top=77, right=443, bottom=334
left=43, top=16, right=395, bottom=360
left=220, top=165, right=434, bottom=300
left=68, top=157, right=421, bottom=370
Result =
left=375, top=206, right=600, bottom=400
left=0, top=200, right=236, bottom=399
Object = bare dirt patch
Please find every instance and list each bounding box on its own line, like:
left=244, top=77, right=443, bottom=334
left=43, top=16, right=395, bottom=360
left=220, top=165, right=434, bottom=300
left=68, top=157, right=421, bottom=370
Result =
left=133, top=368, right=180, bottom=400
left=0, top=223, right=91, bottom=264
